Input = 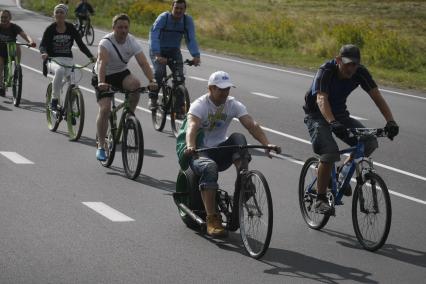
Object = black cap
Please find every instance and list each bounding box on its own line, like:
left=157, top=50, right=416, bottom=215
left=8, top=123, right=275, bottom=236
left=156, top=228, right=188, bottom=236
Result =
left=339, top=44, right=361, bottom=64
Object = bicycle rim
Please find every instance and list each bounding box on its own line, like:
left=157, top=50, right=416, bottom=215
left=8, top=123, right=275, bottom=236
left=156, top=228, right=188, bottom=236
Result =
left=239, top=170, right=273, bottom=259
left=171, top=85, right=190, bottom=137
left=85, top=25, right=94, bottom=46
left=122, top=115, right=144, bottom=179
left=12, top=64, right=22, bottom=106
left=100, top=117, right=117, bottom=167
left=67, top=89, right=85, bottom=141
left=45, top=83, right=60, bottom=132
left=352, top=172, right=392, bottom=251
left=151, top=88, right=169, bottom=131
left=298, top=157, right=330, bottom=229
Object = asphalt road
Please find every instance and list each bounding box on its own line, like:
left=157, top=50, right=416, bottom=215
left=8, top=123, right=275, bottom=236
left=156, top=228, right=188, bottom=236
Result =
left=0, top=1, right=425, bottom=283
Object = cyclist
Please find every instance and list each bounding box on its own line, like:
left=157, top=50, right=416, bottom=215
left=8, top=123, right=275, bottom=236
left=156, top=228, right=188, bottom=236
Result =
left=95, top=14, right=157, bottom=161
left=74, top=0, right=94, bottom=33
left=39, top=4, right=95, bottom=110
left=0, top=9, right=36, bottom=96
left=180, top=71, right=281, bottom=237
left=148, top=0, right=200, bottom=113
left=303, top=44, right=399, bottom=214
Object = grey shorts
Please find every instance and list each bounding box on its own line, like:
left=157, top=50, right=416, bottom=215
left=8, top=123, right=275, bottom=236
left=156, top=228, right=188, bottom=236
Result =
left=304, top=113, right=378, bottom=163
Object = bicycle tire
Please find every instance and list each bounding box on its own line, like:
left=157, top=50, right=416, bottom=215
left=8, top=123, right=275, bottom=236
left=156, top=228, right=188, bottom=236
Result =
left=100, top=116, right=117, bottom=167
left=238, top=170, right=273, bottom=259
left=67, top=88, right=85, bottom=141
left=12, top=63, right=22, bottom=106
left=171, top=85, right=190, bottom=137
left=151, top=85, right=169, bottom=131
left=122, top=114, right=144, bottom=179
left=45, top=82, right=60, bottom=132
left=85, top=25, right=95, bottom=46
left=352, top=172, right=392, bottom=251
left=298, top=157, right=330, bottom=229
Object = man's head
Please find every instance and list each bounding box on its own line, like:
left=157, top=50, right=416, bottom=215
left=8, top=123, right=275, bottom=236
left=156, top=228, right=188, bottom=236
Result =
left=112, top=14, right=130, bottom=41
left=171, top=0, right=186, bottom=19
left=336, top=44, right=361, bottom=79
left=208, top=71, right=235, bottom=105
left=0, top=10, right=12, bottom=25
left=53, top=4, right=68, bottom=21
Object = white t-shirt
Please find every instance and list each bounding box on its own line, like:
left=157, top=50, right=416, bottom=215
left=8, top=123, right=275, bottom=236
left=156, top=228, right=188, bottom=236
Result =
left=96, top=32, right=143, bottom=75
left=189, top=94, right=248, bottom=147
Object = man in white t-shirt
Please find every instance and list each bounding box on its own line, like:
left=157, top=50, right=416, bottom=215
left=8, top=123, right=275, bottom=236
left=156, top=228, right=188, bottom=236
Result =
left=95, top=14, right=157, bottom=161
left=184, top=71, right=281, bottom=237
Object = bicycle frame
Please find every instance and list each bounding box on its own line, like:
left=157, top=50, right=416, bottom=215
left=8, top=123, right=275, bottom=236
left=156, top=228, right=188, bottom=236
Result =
left=109, top=93, right=131, bottom=143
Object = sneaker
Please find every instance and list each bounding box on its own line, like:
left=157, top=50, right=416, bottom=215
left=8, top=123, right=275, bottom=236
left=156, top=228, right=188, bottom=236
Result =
left=148, top=98, right=158, bottom=110
left=206, top=214, right=227, bottom=238
left=96, top=148, right=107, bottom=161
left=0, top=88, right=5, bottom=97
left=315, top=197, right=332, bottom=214
left=50, top=98, right=58, bottom=111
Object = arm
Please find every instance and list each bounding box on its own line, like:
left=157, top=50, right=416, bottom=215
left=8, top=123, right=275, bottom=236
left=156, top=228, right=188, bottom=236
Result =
left=18, top=31, right=35, bottom=47
left=316, top=91, right=335, bottom=123
left=39, top=27, right=50, bottom=60
left=185, top=16, right=200, bottom=64
left=150, top=14, right=166, bottom=57
left=185, top=114, right=201, bottom=155
left=135, top=51, right=155, bottom=82
left=71, top=25, right=94, bottom=59
left=239, top=114, right=280, bottom=157
left=368, top=87, right=395, bottom=122
left=97, top=45, right=109, bottom=91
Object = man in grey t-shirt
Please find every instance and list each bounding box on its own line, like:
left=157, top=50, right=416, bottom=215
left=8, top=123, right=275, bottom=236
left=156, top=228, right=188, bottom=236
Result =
left=95, top=14, right=157, bottom=161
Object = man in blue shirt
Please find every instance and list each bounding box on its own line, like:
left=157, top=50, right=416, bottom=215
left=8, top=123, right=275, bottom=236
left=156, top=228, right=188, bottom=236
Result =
left=303, top=44, right=399, bottom=214
left=148, top=0, right=200, bottom=110
left=74, top=0, right=94, bottom=32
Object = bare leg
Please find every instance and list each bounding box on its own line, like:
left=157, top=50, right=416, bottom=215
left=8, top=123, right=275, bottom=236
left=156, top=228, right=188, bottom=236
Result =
left=96, top=97, right=112, bottom=148
left=317, top=161, right=332, bottom=195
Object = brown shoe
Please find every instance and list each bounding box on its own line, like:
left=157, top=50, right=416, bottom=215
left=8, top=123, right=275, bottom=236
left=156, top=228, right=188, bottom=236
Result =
left=206, top=214, right=227, bottom=237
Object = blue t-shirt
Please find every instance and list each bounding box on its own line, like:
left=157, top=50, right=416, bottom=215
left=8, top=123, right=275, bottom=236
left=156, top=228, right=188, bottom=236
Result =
left=303, top=59, right=377, bottom=116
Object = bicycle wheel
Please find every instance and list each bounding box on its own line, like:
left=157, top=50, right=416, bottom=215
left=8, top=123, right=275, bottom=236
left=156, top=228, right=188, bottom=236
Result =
left=85, top=24, right=95, bottom=46
left=171, top=85, right=190, bottom=137
left=100, top=116, right=117, bottom=167
left=45, top=83, right=60, bottom=132
left=151, top=86, right=169, bottom=131
left=238, top=170, right=273, bottom=259
left=122, top=114, right=144, bottom=179
left=298, top=157, right=330, bottom=229
left=12, top=63, right=22, bottom=106
left=352, top=172, right=392, bottom=251
left=67, top=88, right=85, bottom=141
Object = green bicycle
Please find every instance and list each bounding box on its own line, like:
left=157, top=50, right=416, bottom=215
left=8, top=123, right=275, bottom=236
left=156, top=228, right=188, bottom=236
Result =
left=1, top=41, right=32, bottom=106
left=44, top=58, right=92, bottom=141
left=97, top=87, right=148, bottom=180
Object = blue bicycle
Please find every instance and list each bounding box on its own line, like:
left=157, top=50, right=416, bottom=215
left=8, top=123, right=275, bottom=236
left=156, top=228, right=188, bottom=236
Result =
left=298, top=128, right=392, bottom=251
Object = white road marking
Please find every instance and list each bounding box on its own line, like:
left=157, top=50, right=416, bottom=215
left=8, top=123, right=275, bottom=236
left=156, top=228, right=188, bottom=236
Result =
left=349, top=115, right=368, bottom=121
left=0, top=152, right=34, bottom=164
left=188, top=76, right=208, bottom=82
left=82, top=202, right=135, bottom=222
left=251, top=92, right=279, bottom=99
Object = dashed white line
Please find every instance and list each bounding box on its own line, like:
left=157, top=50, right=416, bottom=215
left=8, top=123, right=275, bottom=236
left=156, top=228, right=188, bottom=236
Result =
left=82, top=202, right=135, bottom=222
left=349, top=115, right=368, bottom=121
left=188, top=76, right=208, bottom=82
left=0, top=152, right=34, bottom=164
left=251, top=92, right=279, bottom=99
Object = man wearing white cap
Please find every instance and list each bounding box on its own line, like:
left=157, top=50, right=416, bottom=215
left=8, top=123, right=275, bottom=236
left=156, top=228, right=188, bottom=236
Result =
left=182, top=70, right=281, bottom=237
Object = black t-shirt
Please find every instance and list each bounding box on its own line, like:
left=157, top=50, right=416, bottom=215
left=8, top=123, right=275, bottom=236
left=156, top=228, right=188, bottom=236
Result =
left=39, top=22, right=93, bottom=58
left=303, top=59, right=377, bottom=116
left=0, top=23, right=23, bottom=42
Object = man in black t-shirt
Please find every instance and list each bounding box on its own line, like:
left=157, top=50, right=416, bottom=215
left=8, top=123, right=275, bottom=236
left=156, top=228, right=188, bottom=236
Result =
left=0, top=9, right=36, bottom=96
left=303, top=44, right=399, bottom=214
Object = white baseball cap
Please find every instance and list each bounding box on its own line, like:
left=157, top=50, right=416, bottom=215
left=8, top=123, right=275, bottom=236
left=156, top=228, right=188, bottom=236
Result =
left=208, top=71, right=235, bottom=89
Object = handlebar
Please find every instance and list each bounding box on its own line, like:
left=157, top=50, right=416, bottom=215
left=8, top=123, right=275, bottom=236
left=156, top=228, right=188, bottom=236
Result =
left=0, top=41, right=36, bottom=48
left=48, top=58, right=93, bottom=69
left=97, top=86, right=149, bottom=96
left=194, top=144, right=281, bottom=153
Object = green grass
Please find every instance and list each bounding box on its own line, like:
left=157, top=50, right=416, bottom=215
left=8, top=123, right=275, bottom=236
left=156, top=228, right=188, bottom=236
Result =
left=21, top=0, right=426, bottom=91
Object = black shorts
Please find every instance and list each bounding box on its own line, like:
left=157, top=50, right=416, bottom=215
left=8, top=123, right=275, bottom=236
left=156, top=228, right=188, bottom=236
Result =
left=96, top=69, right=131, bottom=101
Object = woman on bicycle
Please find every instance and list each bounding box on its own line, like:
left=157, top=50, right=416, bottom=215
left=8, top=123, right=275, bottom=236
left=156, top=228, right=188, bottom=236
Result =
left=39, top=4, right=95, bottom=110
left=0, top=9, right=36, bottom=96
left=180, top=71, right=281, bottom=237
